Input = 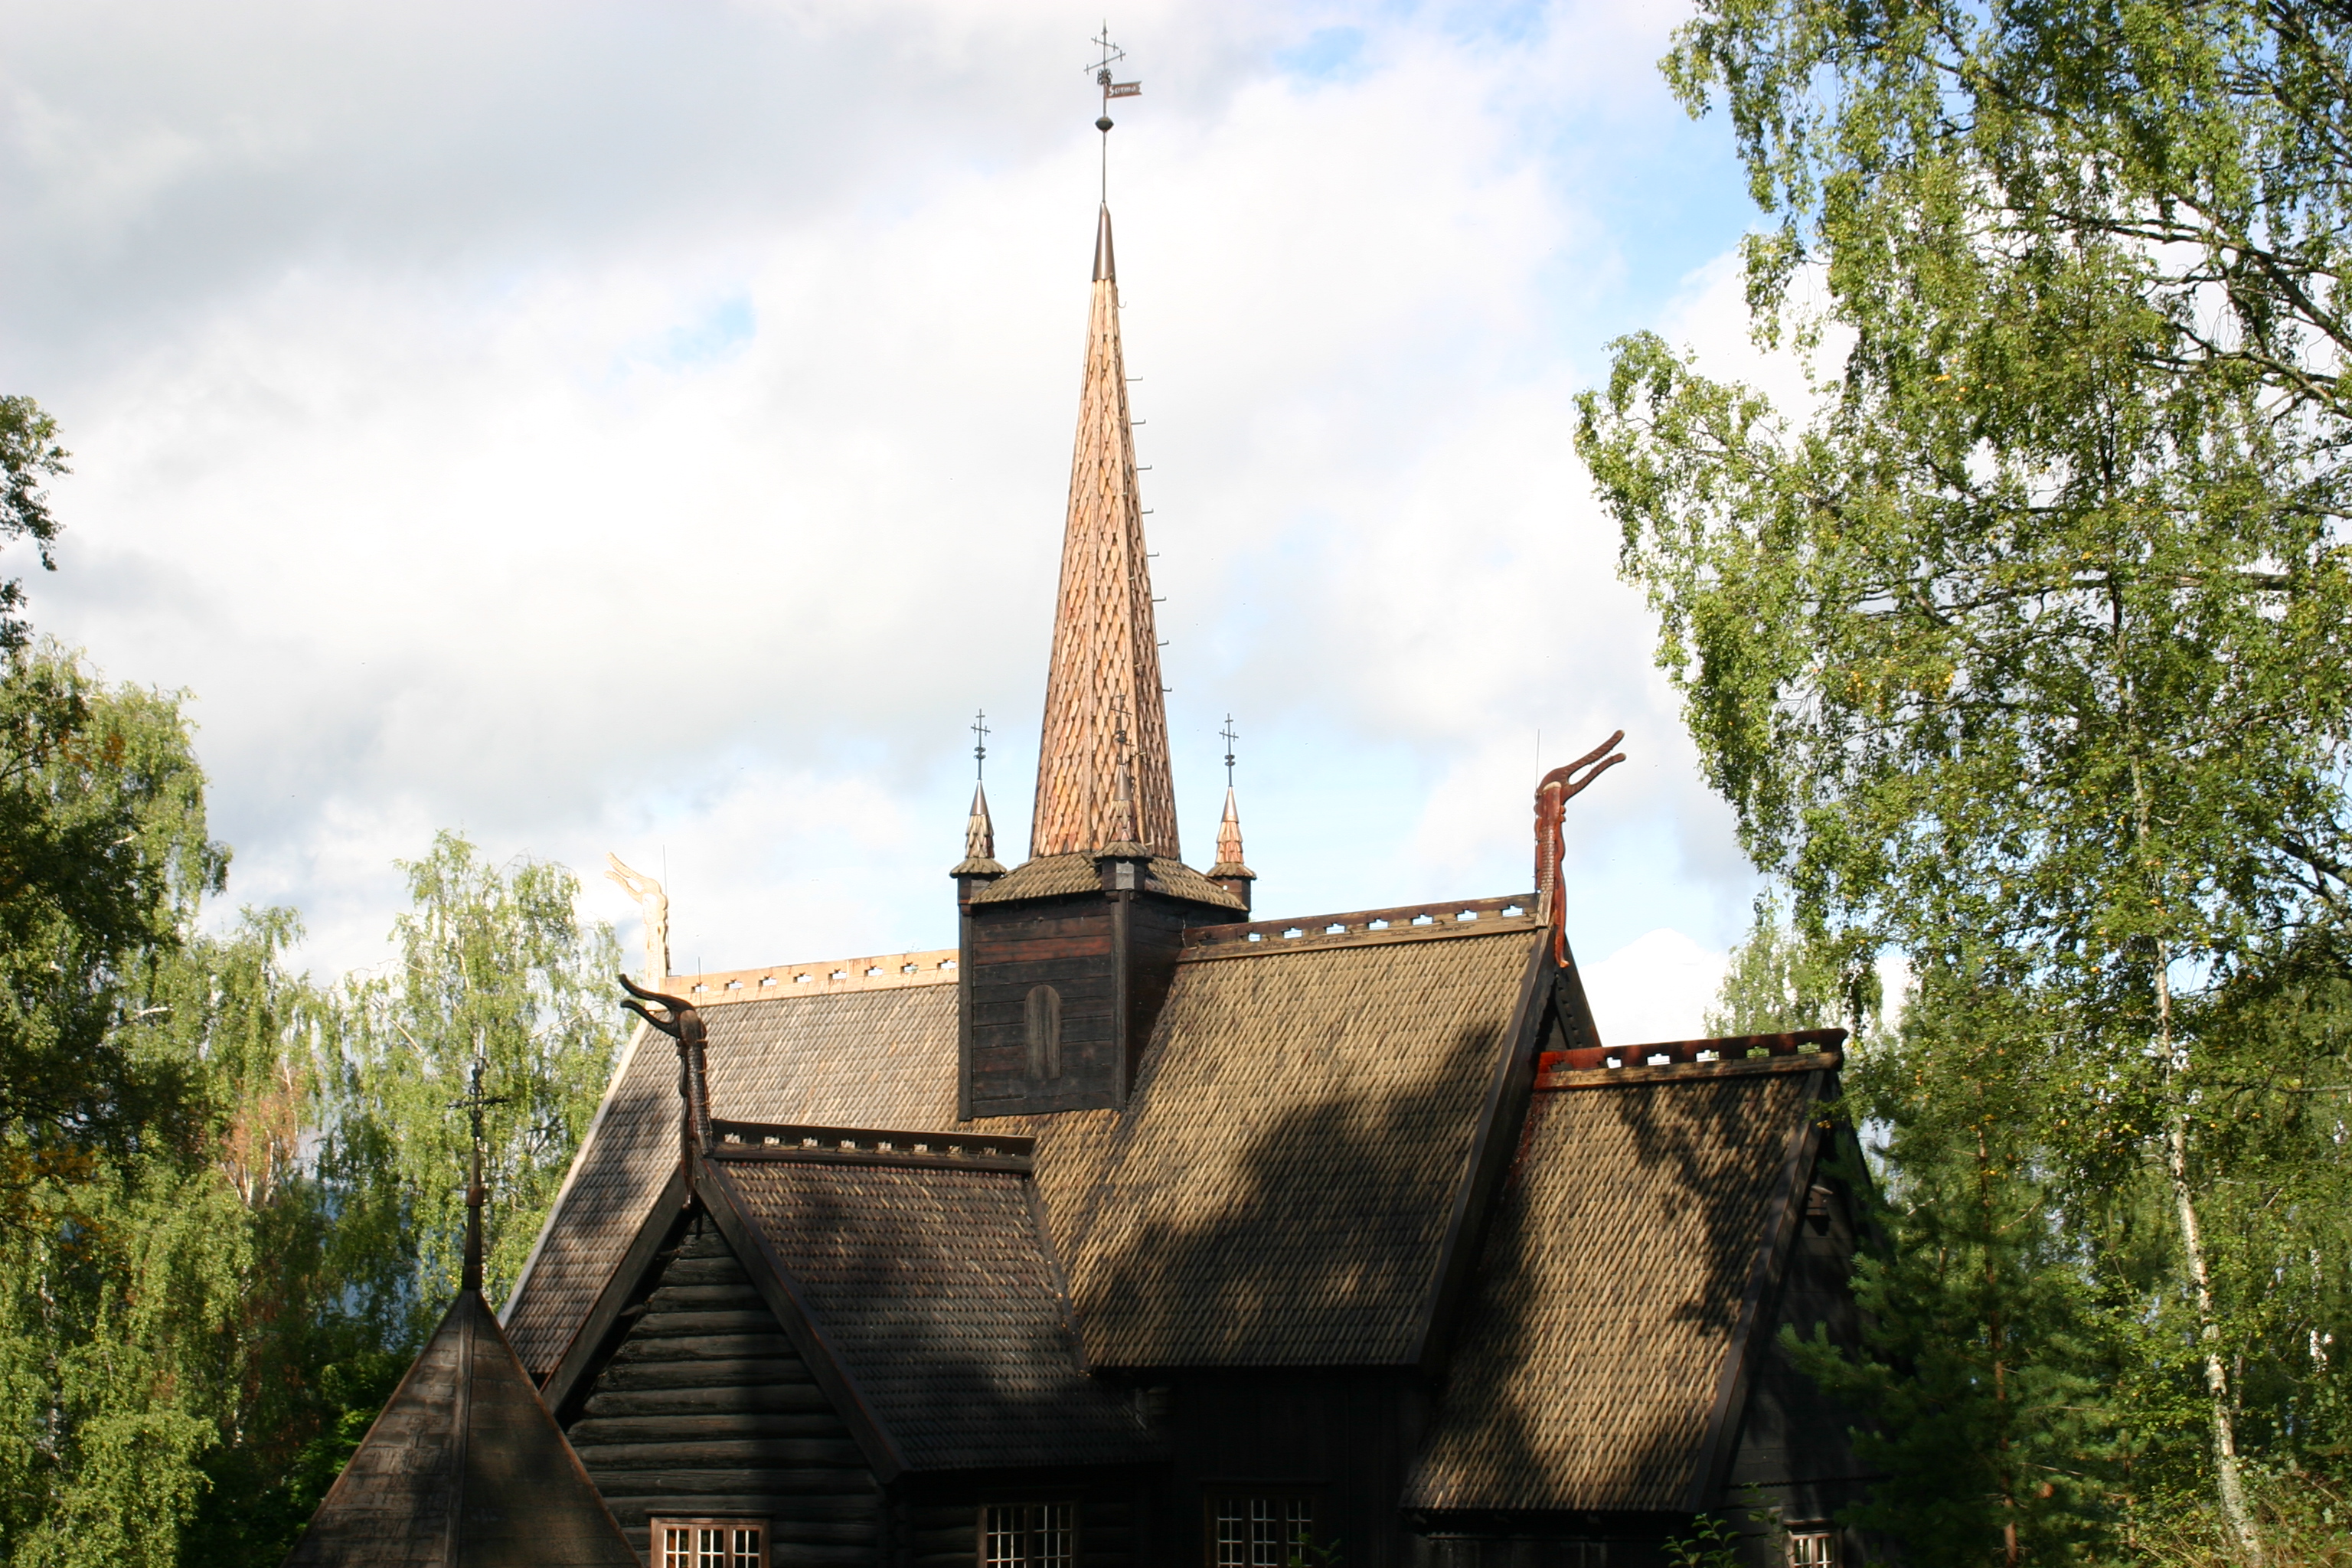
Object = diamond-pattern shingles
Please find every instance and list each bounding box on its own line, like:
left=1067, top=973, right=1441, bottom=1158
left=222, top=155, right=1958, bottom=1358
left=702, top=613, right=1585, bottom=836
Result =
left=716, top=1158, right=1153, bottom=1472
left=1403, top=1070, right=1817, bottom=1512
left=500, top=986, right=965, bottom=1376
left=1056, top=927, right=1542, bottom=1366
left=1030, top=205, right=1178, bottom=861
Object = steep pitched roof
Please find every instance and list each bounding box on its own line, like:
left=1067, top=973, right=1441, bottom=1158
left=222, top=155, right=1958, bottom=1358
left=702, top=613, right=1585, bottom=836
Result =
left=502, top=983, right=968, bottom=1376
left=285, top=1290, right=635, bottom=1568
left=701, top=1135, right=1155, bottom=1472
left=505, top=905, right=1553, bottom=1380
left=1056, top=922, right=1545, bottom=1366
left=1031, top=204, right=1178, bottom=860
left=1402, top=1050, right=1836, bottom=1514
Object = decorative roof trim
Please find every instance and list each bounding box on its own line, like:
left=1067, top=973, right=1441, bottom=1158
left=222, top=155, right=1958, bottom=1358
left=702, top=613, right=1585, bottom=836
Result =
left=662, top=949, right=958, bottom=1006
left=1181, top=895, right=1537, bottom=961
left=1539, top=1050, right=1841, bottom=1089
left=1537, top=1027, right=1847, bottom=1086
left=707, top=1120, right=1035, bottom=1172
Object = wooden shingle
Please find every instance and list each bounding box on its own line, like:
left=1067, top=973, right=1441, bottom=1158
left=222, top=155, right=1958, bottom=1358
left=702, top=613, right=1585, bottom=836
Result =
left=286, top=1291, right=635, bottom=1568
left=1403, top=1067, right=1826, bottom=1512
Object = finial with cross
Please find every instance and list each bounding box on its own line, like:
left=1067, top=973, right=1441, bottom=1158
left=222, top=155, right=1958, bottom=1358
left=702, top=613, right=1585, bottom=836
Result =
left=1110, top=690, right=1131, bottom=756
left=448, top=1054, right=511, bottom=1292
left=972, top=709, right=990, bottom=781
left=1220, top=714, right=1239, bottom=788
left=449, top=1054, right=513, bottom=1156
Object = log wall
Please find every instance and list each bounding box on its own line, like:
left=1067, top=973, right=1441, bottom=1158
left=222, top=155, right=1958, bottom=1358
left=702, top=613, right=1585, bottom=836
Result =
left=567, top=1219, right=884, bottom=1566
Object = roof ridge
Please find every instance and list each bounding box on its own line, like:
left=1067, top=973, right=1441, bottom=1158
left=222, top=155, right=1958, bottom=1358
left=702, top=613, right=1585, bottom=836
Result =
left=659, top=949, right=958, bottom=1005
left=707, top=1119, right=1034, bottom=1171
left=1181, top=893, right=1537, bottom=956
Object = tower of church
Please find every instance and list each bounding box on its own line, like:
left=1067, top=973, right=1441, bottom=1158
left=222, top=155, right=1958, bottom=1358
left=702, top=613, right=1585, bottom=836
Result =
left=1031, top=207, right=1181, bottom=860
left=950, top=202, right=1246, bottom=1119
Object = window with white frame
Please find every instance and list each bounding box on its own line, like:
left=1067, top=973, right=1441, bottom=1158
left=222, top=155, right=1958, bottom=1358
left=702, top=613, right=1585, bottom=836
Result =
left=652, top=1517, right=766, bottom=1568
left=983, top=1503, right=1075, bottom=1568
left=1210, top=1494, right=1317, bottom=1568
left=1786, top=1527, right=1837, bottom=1568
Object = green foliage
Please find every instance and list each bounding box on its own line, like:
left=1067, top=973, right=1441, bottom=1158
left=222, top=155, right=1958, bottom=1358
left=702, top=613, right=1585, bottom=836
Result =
left=323, top=831, right=623, bottom=1327
left=0, top=641, right=626, bottom=1567
left=1662, top=1512, right=1746, bottom=1568
left=1704, top=893, right=1878, bottom=1037
left=0, top=397, right=67, bottom=655
left=0, top=644, right=226, bottom=1183
left=1582, top=0, right=2352, bottom=1557
left=1792, top=980, right=2118, bottom=1565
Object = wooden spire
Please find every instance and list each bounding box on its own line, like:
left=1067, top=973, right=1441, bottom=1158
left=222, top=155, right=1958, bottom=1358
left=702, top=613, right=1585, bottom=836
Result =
left=1031, top=204, right=1180, bottom=860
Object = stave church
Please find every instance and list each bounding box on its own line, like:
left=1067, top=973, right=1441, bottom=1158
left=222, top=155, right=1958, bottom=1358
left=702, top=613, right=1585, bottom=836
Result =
left=283, top=191, right=1873, bottom=1568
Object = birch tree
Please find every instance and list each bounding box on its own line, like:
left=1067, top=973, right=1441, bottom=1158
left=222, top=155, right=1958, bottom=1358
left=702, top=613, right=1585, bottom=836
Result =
left=1577, top=2, right=2352, bottom=1557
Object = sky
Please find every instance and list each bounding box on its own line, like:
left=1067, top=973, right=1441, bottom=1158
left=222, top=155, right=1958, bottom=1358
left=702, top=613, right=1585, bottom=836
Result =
left=1, top=0, right=1792, bottom=1044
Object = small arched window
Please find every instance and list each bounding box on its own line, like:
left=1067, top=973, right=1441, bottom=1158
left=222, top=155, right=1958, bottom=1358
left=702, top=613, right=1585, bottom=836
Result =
left=1024, top=985, right=1063, bottom=1080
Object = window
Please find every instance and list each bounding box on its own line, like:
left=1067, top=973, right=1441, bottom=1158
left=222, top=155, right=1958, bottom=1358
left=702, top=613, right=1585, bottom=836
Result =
left=1210, top=1495, right=1316, bottom=1568
left=652, top=1519, right=766, bottom=1568
left=984, top=1503, right=1074, bottom=1568
left=1787, top=1528, right=1837, bottom=1568
left=1024, top=985, right=1063, bottom=1080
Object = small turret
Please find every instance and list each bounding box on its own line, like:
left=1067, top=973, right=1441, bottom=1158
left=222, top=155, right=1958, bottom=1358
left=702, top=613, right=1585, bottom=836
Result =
left=1209, top=786, right=1256, bottom=912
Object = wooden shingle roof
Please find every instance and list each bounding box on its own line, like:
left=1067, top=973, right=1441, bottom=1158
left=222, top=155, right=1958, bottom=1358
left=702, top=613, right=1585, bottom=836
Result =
left=285, top=1290, right=635, bottom=1568
left=1403, top=1057, right=1833, bottom=1513
left=965, top=851, right=1243, bottom=910
left=702, top=1138, right=1155, bottom=1472
left=1058, top=923, right=1544, bottom=1366
left=502, top=984, right=969, bottom=1376
left=505, top=913, right=1550, bottom=1380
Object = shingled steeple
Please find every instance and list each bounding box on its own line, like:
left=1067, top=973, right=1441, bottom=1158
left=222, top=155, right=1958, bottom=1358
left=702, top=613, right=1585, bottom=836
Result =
left=1031, top=205, right=1179, bottom=860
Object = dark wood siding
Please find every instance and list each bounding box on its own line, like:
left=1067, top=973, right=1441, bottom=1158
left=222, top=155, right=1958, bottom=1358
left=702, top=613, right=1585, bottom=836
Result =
left=1152, top=1370, right=1430, bottom=1568
left=968, top=898, right=1122, bottom=1115
left=567, top=1219, right=884, bottom=1566
left=900, top=1489, right=1139, bottom=1568
left=1722, top=1138, right=1874, bottom=1563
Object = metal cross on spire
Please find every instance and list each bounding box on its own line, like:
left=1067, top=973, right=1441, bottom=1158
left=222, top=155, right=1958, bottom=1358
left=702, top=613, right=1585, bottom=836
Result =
left=1084, top=24, right=1141, bottom=201
left=449, top=1054, right=513, bottom=1156
left=972, top=709, right=990, bottom=780
left=448, top=1054, right=512, bottom=1292
left=1220, top=714, right=1239, bottom=788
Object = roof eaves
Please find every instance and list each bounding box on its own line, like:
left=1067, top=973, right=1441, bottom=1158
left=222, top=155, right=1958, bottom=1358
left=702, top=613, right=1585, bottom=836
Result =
left=697, top=1158, right=911, bottom=1485
left=1678, top=1063, right=1836, bottom=1512
left=500, top=1022, right=649, bottom=1328
left=539, top=1161, right=691, bottom=1420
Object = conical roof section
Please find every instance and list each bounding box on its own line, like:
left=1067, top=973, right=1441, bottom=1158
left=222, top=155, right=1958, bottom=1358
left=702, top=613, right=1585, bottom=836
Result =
left=1031, top=204, right=1180, bottom=860
left=283, top=1289, right=636, bottom=1568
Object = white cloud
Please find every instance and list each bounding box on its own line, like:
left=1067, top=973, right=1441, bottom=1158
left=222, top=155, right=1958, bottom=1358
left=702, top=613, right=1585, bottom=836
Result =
left=1581, top=927, right=1730, bottom=1046
left=5, top=0, right=1776, bottom=1001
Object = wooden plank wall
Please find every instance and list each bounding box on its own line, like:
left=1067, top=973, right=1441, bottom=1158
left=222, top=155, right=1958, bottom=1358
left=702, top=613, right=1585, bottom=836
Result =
left=566, top=1220, right=884, bottom=1566
left=1156, top=1370, right=1432, bottom=1568
left=902, top=1493, right=1137, bottom=1568
left=967, top=899, right=1120, bottom=1114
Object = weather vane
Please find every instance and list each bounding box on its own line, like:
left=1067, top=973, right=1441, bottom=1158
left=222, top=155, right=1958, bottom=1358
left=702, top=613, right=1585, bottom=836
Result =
left=1085, top=25, right=1141, bottom=200
left=1220, top=714, right=1238, bottom=788
left=972, top=709, right=990, bottom=780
